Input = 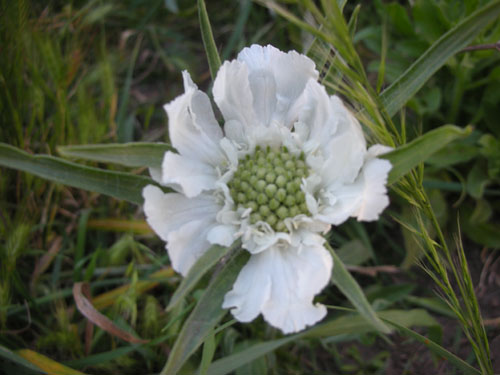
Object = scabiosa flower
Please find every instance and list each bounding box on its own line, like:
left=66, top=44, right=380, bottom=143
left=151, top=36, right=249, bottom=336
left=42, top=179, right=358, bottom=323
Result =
left=143, top=45, right=392, bottom=334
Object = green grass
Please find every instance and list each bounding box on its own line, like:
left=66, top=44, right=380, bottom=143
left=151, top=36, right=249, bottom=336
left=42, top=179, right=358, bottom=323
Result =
left=1, top=0, right=500, bottom=374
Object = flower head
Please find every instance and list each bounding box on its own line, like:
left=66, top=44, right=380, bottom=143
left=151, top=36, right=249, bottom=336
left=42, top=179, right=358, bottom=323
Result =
left=143, top=45, right=392, bottom=334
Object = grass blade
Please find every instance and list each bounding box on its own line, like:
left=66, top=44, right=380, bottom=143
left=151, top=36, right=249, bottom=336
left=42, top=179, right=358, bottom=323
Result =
left=57, top=143, right=171, bottom=168
left=381, top=0, right=500, bottom=117
left=167, top=240, right=241, bottom=312
left=382, top=318, right=481, bottom=375
left=326, top=243, right=391, bottom=334
left=0, top=345, right=45, bottom=374
left=198, top=0, right=221, bottom=80
left=17, top=349, right=87, bottom=375
left=160, top=250, right=249, bottom=375
left=0, top=143, right=157, bottom=204
left=382, top=125, right=473, bottom=184
left=206, top=309, right=438, bottom=375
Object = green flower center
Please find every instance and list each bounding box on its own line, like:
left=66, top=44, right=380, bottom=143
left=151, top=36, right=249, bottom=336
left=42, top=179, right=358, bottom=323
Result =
left=228, top=145, right=310, bottom=232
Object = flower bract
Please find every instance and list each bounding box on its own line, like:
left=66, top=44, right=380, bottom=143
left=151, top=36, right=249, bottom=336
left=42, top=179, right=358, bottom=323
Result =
left=143, top=44, right=392, bottom=334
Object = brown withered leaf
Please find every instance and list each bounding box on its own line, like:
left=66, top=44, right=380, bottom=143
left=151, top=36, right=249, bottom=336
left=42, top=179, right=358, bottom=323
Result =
left=73, top=282, right=149, bottom=344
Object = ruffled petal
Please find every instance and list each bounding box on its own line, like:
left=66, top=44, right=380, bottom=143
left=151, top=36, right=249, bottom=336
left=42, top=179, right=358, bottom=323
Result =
left=238, top=45, right=318, bottom=127
left=296, top=79, right=338, bottom=150
left=312, top=96, right=366, bottom=187
left=351, top=155, right=392, bottom=221
left=224, top=234, right=332, bottom=334
left=207, top=224, right=238, bottom=247
left=316, top=148, right=391, bottom=225
left=164, top=71, right=225, bottom=166
left=213, top=60, right=257, bottom=146
left=162, top=151, right=218, bottom=197
left=142, top=185, right=221, bottom=275
left=167, top=219, right=215, bottom=275
left=222, top=253, right=273, bottom=322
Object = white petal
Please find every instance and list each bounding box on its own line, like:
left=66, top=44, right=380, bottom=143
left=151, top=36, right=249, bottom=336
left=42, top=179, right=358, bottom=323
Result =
left=366, top=144, right=393, bottom=158
left=297, top=79, right=338, bottom=149
left=162, top=151, right=218, bottom=197
left=142, top=185, right=219, bottom=239
left=247, top=69, right=277, bottom=126
left=148, top=167, right=162, bottom=183
left=213, top=60, right=257, bottom=146
left=224, top=237, right=332, bottom=334
left=315, top=96, right=367, bottom=187
left=317, top=156, right=391, bottom=225
left=238, top=45, right=318, bottom=126
left=164, top=71, right=224, bottom=166
left=142, top=185, right=221, bottom=275
left=353, top=157, right=392, bottom=221
left=207, top=224, right=237, bottom=247
left=167, top=219, right=215, bottom=275
left=222, top=254, right=273, bottom=322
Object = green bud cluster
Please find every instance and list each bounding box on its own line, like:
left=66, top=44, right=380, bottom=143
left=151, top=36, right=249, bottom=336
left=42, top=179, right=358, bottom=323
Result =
left=228, top=145, right=310, bottom=232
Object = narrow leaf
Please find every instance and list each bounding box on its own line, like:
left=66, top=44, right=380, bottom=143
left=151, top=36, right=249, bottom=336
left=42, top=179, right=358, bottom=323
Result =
left=87, top=219, right=152, bottom=234
left=73, top=282, right=149, bottom=344
left=382, top=125, right=473, bottom=184
left=205, top=335, right=298, bottom=375
left=167, top=240, right=241, bottom=312
left=199, top=330, right=216, bottom=375
left=198, top=0, right=221, bottom=80
left=57, top=142, right=171, bottom=168
left=381, top=0, right=500, bottom=116
left=161, top=250, right=249, bottom=375
left=382, top=318, right=481, bottom=375
left=0, top=345, right=44, bottom=374
left=17, top=349, right=86, bottom=375
left=0, top=143, right=156, bottom=204
left=327, top=244, right=391, bottom=333
left=306, top=308, right=437, bottom=338
left=206, top=309, right=437, bottom=375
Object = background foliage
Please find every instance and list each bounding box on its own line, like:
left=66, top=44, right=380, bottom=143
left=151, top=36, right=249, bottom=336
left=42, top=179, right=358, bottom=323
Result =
left=1, top=0, right=500, bottom=374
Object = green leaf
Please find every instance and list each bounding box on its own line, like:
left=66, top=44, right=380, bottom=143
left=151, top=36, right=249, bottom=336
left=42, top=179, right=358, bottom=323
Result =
left=307, top=308, right=438, bottom=338
left=405, top=296, right=455, bottom=318
left=205, top=335, right=299, bottom=375
left=382, top=125, right=473, bottom=184
left=17, top=349, right=87, bottom=375
left=381, top=0, right=500, bottom=117
left=326, top=243, right=391, bottom=334
left=336, top=239, right=372, bottom=266
left=0, top=143, right=155, bottom=204
left=0, top=345, right=45, bottom=374
left=205, top=309, right=437, bottom=375
left=199, top=330, right=217, bottom=375
left=160, top=250, right=249, bottom=375
left=167, top=240, right=241, bottom=312
left=57, top=143, right=171, bottom=168
left=198, top=0, right=221, bottom=81
left=382, top=318, right=481, bottom=375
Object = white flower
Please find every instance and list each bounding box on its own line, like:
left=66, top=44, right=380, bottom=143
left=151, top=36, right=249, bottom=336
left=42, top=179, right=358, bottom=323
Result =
left=143, top=45, right=392, bottom=334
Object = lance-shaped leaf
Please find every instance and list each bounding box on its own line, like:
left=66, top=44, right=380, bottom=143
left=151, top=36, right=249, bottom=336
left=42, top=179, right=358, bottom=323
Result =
left=73, top=282, right=149, bottom=344
left=167, top=240, right=241, bottom=312
left=205, top=309, right=439, bottom=375
left=382, top=125, right=473, bottom=184
left=17, top=349, right=87, bottom=375
left=198, top=0, right=221, bottom=80
left=0, top=143, right=157, bottom=204
left=382, top=317, right=480, bottom=375
left=0, top=345, right=45, bottom=374
left=57, top=142, right=171, bottom=169
left=161, top=250, right=249, bottom=375
left=326, top=244, right=391, bottom=334
left=381, top=0, right=500, bottom=117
